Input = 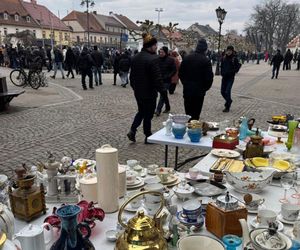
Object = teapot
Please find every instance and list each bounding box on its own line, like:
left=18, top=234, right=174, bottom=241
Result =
left=115, top=191, right=167, bottom=250
left=13, top=223, right=53, bottom=250
left=244, top=131, right=264, bottom=159
left=239, top=219, right=292, bottom=250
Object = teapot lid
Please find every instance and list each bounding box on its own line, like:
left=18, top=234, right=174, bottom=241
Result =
left=217, top=192, right=238, bottom=206
left=17, top=224, right=43, bottom=237
left=127, top=210, right=155, bottom=231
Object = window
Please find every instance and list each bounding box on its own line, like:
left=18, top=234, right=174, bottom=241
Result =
left=105, top=37, right=107, bottom=44
left=59, top=32, right=62, bottom=40
left=15, top=14, right=19, bottom=22
left=90, top=36, right=92, bottom=42
left=42, top=31, right=46, bottom=39
left=64, top=33, right=68, bottom=41
left=3, top=13, right=8, bottom=20
left=33, top=30, right=36, bottom=37
left=100, top=37, right=103, bottom=43
left=26, top=16, right=30, bottom=22
left=77, top=36, right=80, bottom=43
left=94, top=36, right=96, bottom=43
left=114, top=37, right=117, bottom=44
left=4, top=28, right=7, bottom=35
left=16, top=28, right=19, bottom=33
left=110, top=37, right=113, bottom=44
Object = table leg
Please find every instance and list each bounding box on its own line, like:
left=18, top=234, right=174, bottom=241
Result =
left=165, top=145, right=168, bottom=168
left=175, top=146, right=179, bottom=170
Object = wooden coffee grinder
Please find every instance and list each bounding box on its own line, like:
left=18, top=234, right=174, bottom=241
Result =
left=206, top=192, right=247, bottom=238
left=8, top=164, right=46, bottom=222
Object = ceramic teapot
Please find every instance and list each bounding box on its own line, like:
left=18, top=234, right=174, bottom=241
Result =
left=115, top=191, right=167, bottom=250
left=14, top=223, right=53, bottom=250
left=239, top=219, right=292, bottom=250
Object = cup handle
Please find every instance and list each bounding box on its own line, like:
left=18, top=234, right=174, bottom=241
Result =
left=259, top=198, right=265, bottom=205
left=77, top=222, right=91, bottom=240
left=42, top=222, right=53, bottom=245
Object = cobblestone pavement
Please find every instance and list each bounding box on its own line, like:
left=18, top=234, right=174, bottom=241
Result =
left=0, top=62, right=299, bottom=177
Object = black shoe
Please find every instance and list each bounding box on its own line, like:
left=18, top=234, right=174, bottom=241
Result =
left=89, top=86, right=94, bottom=89
left=127, top=131, right=136, bottom=142
left=144, top=136, right=153, bottom=144
left=71, top=76, right=75, bottom=79
left=113, top=83, right=116, bottom=85
left=155, top=111, right=160, bottom=117
left=62, top=76, right=65, bottom=79
left=121, top=84, right=126, bottom=88
left=83, top=87, right=87, bottom=90
left=271, top=76, right=274, bottom=79
left=223, top=108, right=230, bottom=113
left=99, top=82, right=103, bottom=85
left=50, top=75, right=55, bottom=79
left=163, top=109, right=170, bottom=114
left=95, top=84, right=98, bottom=86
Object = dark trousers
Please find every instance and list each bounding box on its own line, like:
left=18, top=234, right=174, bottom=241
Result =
left=131, top=98, right=156, bottom=137
left=297, top=60, right=300, bottom=70
left=81, top=69, right=93, bottom=89
left=184, top=95, right=205, bottom=121
left=272, top=65, right=280, bottom=79
left=66, top=64, right=74, bottom=78
left=113, top=72, right=118, bottom=84
left=169, top=83, right=177, bottom=94
left=221, top=77, right=234, bottom=109
left=156, top=88, right=170, bottom=113
left=93, top=66, right=102, bottom=85
left=283, top=61, right=290, bottom=70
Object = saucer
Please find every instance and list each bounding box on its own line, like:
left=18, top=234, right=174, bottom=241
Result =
left=176, top=210, right=205, bottom=227
left=277, top=213, right=299, bottom=225
left=185, top=173, right=208, bottom=181
left=127, top=177, right=142, bottom=186
left=160, top=175, right=178, bottom=185
left=250, top=217, right=284, bottom=231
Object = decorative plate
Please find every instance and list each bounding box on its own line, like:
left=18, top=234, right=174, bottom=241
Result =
left=211, top=149, right=240, bottom=158
left=185, top=173, right=208, bottom=181
left=277, top=213, right=299, bottom=225
left=160, top=175, right=178, bottom=185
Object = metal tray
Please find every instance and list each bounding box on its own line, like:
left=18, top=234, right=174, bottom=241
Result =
left=189, top=179, right=227, bottom=196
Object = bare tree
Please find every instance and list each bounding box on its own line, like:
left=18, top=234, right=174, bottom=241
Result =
left=245, top=0, right=300, bottom=53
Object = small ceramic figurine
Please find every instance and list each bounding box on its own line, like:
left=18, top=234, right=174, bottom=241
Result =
left=165, top=114, right=173, bottom=136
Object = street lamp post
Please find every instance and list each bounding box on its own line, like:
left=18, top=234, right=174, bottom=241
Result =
left=215, top=6, right=227, bottom=76
left=155, top=8, right=163, bottom=25
left=81, top=0, right=95, bottom=48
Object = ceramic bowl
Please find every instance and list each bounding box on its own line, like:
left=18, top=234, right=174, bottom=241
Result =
left=225, top=170, right=274, bottom=193
left=170, top=114, right=191, bottom=124
left=173, top=184, right=195, bottom=200
left=155, top=167, right=173, bottom=183
left=177, top=235, right=225, bottom=250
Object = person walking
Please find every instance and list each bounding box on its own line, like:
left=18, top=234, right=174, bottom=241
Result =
left=65, top=47, right=75, bottom=78
left=118, top=51, right=131, bottom=87
left=77, top=47, right=94, bottom=90
left=283, top=49, right=293, bottom=70
left=91, top=45, right=104, bottom=86
left=50, top=47, right=65, bottom=79
left=220, top=45, right=241, bottom=112
left=297, top=52, right=300, bottom=70
left=155, top=46, right=176, bottom=116
left=113, top=51, right=121, bottom=85
left=127, top=33, right=163, bottom=144
left=179, top=39, right=214, bottom=120
left=169, top=50, right=181, bottom=94
left=271, top=49, right=284, bottom=79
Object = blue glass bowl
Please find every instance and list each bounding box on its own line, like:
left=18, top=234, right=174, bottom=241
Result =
left=187, top=128, right=202, bottom=143
left=172, top=125, right=186, bottom=139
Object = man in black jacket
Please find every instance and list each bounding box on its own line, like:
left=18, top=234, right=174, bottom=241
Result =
left=91, top=45, right=104, bottom=86
left=179, top=39, right=214, bottom=120
left=65, top=47, right=75, bottom=78
left=220, top=45, right=241, bottom=112
left=155, top=46, right=176, bottom=116
left=271, top=49, right=284, bottom=79
left=127, top=34, right=163, bottom=144
left=77, top=47, right=94, bottom=90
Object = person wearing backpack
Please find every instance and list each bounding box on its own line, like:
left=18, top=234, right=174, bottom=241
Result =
left=50, top=47, right=65, bottom=79
left=118, top=51, right=131, bottom=87
left=220, top=45, right=241, bottom=112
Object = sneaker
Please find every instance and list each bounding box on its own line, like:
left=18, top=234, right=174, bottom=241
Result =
left=127, top=131, right=136, bottom=142
left=222, top=108, right=230, bottom=113
left=121, top=84, right=126, bottom=88
left=163, top=109, right=170, bottom=113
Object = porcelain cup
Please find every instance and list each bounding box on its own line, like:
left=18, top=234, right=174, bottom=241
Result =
left=144, top=183, right=164, bottom=203
left=147, top=164, right=159, bottom=174
left=281, top=203, right=300, bottom=221
left=246, top=194, right=265, bottom=211
left=257, top=209, right=277, bottom=226
left=189, top=168, right=200, bottom=179
left=126, top=160, right=139, bottom=168
left=144, top=200, right=161, bottom=216
left=126, top=171, right=137, bottom=184
left=182, top=200, right=202, bottom=222
left=127, top=191, right=143, bottom=209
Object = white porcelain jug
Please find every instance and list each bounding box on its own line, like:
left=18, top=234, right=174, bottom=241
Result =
left=14, top=223, right=53, bottom=250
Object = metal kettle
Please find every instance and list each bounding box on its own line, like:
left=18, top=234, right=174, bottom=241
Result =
left=115, top=191, right=167, bottom=250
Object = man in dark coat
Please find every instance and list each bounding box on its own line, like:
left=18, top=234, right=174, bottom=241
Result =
left=155, top=46, right=176, bottom=116
left=271, top=49, right=284, bottom=79
left=65, top=47, right=75, bottom=78
left=283, top=49, right=293, bottom=70
left=127, top=34, right=163, bottom=144
left=77, top=47, right=94, bottom=90
left=91, top=45, right=104, bottom=86
left=113, top=51, right=121, bottom=85
left=179, top=39, right=214, bottom=120
left=118, top=51, right=131, bottom=87
left=220, top=45, right=241, bottom=112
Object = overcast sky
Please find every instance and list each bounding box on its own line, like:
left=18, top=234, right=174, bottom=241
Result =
left=34, top=0, right=299, bottom=34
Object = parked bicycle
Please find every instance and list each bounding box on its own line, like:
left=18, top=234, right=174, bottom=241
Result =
left=10, top=60, right=42, bottom=90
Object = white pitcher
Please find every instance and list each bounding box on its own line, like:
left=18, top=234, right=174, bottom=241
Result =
left=13, top=223, right=53, bottom=250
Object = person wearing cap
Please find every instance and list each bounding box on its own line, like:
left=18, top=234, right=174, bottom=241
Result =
left=271, top=49, right=284, bottom=79
left=220, top=45, right=241, bottom=112
left=155, top=46, right=176, bottom=116
left=127, top=33, right=164, bottom=144
left=179, top=39, right=214, bottom=120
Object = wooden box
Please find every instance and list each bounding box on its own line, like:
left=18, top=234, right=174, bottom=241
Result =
left=205, top=202, right=247, bottom=238
left=212, top=135, right=239, bottom=150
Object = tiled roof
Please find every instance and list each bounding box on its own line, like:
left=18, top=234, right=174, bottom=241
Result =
left=63, top=10, right=105, bottom=33
left=0, top=0, right=39, bottom=28
left=113, top=14, right=139, bottom=30
left=22, top=0, right=70, bottom=31
left=287, top=35, right=300, bottom=48
left=94, top=13, right=124, bottom=28
left=192, top=23, right=218, bottom=36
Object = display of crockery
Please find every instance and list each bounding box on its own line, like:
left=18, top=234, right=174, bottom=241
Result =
left=160, top=174, right=178, bottom=185
left=144, top=176, right=160, bottom=184
left=126, top=177, right=145, bottom=189
left=147, top=164, right=160, bottom=175
left=250, top=217, right=284, bottom=232
left=246, top=204, right=266, bottom=214
left=73, top=159, right=96, bottom=168
left=277, top=213, right=300, bottom=225
left=236, top=143, right=276, bottom=154
left=211, top=149, right=240, bottom=158
left=185, top=173, right=208, bottom=181
left=176, top=211, right=205, bottom=227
